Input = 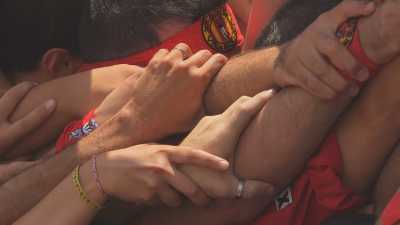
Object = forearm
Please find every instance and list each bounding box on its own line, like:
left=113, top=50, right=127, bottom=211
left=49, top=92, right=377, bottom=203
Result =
left=7, top=66, right=133, bottom=159
left=137, top=198, right=269, bottom=225
left=0, top=161, right=40, bottom=185
left=13, top=162, right=105, bottom=225
left=0, top=146, right=83, bottom=225
left=235, top=87, right=352, bottom=189
left=205, top=47, right=280, bottom=114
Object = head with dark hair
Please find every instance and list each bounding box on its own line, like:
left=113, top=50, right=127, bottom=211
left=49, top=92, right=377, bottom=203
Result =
left=0, top=0, right=83, bottom=81
left=79, top=0, right=226, bottom=61
left=0, top=0, right=225, bottom=82
left=256, top=0, right=342, bottom=48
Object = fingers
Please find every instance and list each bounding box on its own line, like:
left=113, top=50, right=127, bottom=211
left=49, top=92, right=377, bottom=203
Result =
left=292, top=52, right=340, bottom=99
left=325, top=0, right=375, bottom=30
left=195, top=53, right=227, bottom=83
left=167, top=43, right=193, bottom=61
left=168, top=147, right=229, bottom=171
left=149, top=48, right=170, bottom=64
left=163, top=169, right=211, bottom=206
left=184, top=50, right=213, bottom=67
left=0, top=82, right=35, bottom=121
left=8, top=99, right=56, bottom=141
left=213, top=176, right=276, bottom=200
left=315, top=37, right=369, bottom=82
left=298, top=47, right=352, bottom=96
left=241, top=180, right=276, bottom=199
left=224, top=90, right=275, bottom=128
left=157, top=184, right=183, bottom=207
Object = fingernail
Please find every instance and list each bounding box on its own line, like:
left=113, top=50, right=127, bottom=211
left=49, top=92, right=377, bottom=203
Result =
left=21, top=81, right=34, bottom=90
left=349, top=84, right=360, bottom=97
left=219, top=160, right=230, bottom=169
left=366, top=2, right=375, bottom=10
left=45, top=99, right=56, bottom=111
left=216, top=55, right=228, bottom=64
left=31, top=81, right=39, bottom=86
left=356, top=68, right=369, bottom=82
left=260, top=89, right=276, bottom=97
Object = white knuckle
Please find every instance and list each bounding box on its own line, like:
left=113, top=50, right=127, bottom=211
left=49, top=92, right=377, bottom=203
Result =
left=173, top=61, right=189, bottom=72
left=238, top=96, right=251, bottom=104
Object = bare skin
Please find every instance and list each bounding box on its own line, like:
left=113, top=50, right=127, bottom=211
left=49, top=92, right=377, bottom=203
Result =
left=136, top=2, right=400, bottom=225
left=10, top=94, right=273, bottom=225
left=4, top=1, right=400, bottom=225
left=3, top=65, right=139, bottom=160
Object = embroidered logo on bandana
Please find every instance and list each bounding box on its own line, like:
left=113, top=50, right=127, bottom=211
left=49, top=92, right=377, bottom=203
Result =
left=202, top=5, right=238, bottom=53
left=274, top=187, right=293, bottom=211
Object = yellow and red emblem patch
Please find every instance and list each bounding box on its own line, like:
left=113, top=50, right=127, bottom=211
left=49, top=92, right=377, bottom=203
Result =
left=202, top=5, right=239, bottom=53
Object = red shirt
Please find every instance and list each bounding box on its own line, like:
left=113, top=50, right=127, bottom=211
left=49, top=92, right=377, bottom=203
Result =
left=253, top=134, right=365, bottom=225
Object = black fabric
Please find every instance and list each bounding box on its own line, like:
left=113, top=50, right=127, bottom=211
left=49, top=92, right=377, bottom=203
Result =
left=255, top=0, right=342, bottom=48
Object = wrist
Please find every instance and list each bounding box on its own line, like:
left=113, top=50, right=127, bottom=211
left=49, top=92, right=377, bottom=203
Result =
left=94, top=152, right=118, bottom=199
left=75, top=137, right=104, bottom=162
left=79, top=162, right=109, bottom=206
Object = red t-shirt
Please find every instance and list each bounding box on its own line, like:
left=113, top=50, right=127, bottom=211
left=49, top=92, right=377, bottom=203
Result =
left=253, top=134, right=365, bottom=225
left=381, top=192, right=400, bottom=225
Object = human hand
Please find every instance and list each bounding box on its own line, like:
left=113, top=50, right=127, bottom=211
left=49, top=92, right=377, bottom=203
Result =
left=180, top=91, right=276, bottom=200
left=96, top=144, right=229, bottom=207
left=182, top=90, right=274, bottom=159
left=0, top=82, right=56, bottom=156
left=94, top=65, right=143, bottom=124
left=274, top=0, right=375, bottom=99
left=359, top=0, right=400, bottom=64
left=91, top=43, right=227, bottom=151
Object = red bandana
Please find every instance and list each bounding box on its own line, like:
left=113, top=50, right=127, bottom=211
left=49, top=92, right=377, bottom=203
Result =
left=80, top=4, right=244, bottom=71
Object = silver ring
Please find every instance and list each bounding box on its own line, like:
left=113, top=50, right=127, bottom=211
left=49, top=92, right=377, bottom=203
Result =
left=173, top=47, right=188, bottom=59
left=236, top=180, right=245, bottom=199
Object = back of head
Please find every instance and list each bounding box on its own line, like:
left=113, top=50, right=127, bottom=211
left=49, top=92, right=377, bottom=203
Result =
left=0, top=0, right=82, bottom=76
left=79, top=0, right=226, bottom=62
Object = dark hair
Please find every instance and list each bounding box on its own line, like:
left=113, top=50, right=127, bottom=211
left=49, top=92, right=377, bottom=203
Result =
left=256, top=0, right=342, bottom=48
left=79, top=0, right=226, bottom=62
left=0, top=0, right=83, bottom=76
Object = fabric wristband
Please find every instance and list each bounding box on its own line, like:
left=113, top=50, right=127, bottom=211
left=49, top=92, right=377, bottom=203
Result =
left=55, top=109, right=99, bottom=154
left=336, top=18, right=380, bottom=84
left=348, top=25, right=380, bottom=75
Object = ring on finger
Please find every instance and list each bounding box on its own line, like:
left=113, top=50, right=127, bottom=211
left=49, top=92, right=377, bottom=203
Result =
left=173, top=47, right=189, bottom=59
left=236, top=179, right=245, bottom=199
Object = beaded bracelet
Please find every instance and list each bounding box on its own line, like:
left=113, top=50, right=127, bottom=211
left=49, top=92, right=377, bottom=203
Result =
left=72, top=166, right=102, bottom=210
left=92, top=156, right=108, bottom=198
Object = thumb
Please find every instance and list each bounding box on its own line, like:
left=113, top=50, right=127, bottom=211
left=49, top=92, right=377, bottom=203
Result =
left=242, top=180, right=276, bottom=199
left=224, top=90, right=275, bottom=130
left=326, top=0, right=375, bottom=31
